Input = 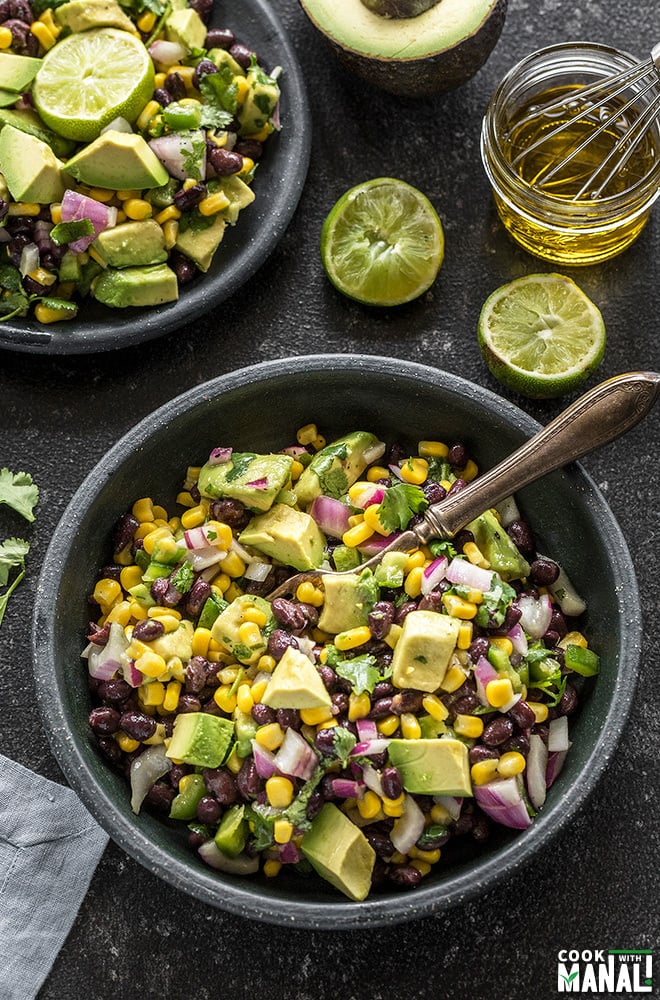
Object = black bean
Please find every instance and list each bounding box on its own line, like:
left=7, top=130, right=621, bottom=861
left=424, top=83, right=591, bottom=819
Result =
left=4, top=18, right=38, bottom=54
left=203, top=767, right=237, bottom=805
left=237, top=759, right=265, bottom=801
left=372, top=680, right=394, bottom=700
left=196, top=795, right=221, bottom=824
left=132, top=618, right=165, bottom=641
left=543, top=630, right=560, bottom=648
left=164, top=71, right=186, bottom=100
left=503, top=731, right=530, bottom=756
left=185, top=655, right=209, bottom=694
left=468, top=636, right=490, bottom=663
left=229, top=42, right=256, bottom=69
left=380, top=766, right=402, bottom=800
left=306, top=790, right=324, bottom=821
left=144, top=782, right=175, bottom=812
left=448, top=442, right=468, bottom=468
left=418, top=590, right=447, bottom=612
left=422, top=480, right=446, bottom=505
left=391, top=690, right=423, bottom=715
left=320, top=774, right=337, bottom=800
left=388, top=864, right=422, bottom=889
left=267, top=629, right=298, bottom=660
left=482, top=715, right=514, bottom=747
left=23, top=274, right=50, bottom=296
left=447, top=478, right=466, bottom=497
left=368, top=600, right=395, bottom=639
left=97, top=736, right=122, bottom=765
left=119, top=710, right=157, bottom=742
left=453, top=812, right=474, bottom=835
left=276, top=708, right=301, bottom=731
left=234, top=138, right=263, bottom=161
left=472, top=814, right=491, bottom=842
left=205, top=27, right=234, bottom=49
left=189, top=0, right=212, bottom=22
left=251, top=702, right=276, bottom=726
left=298, top=602, right=319, bottom=628
left=192, top=56, right=217, bottom=89
left=331, top=691, right=349, bottom=715
left=368, top=696, right=393, bottom=719
left=150, top=577, right=169, bottom=604
left=452, top=692, right=478, bottom=715
left=533, top=723, right=550, bottom=744
left=508, top=699, right=536, bottom=729
left=558, top=683, right=578, bottom=715
left=113, top=512, right=139, bottom=553
left=207, top=146, right=243, bottom=176
left=394, top=601, right=418, bottom=625
left=87, top=621, right=111, bottom=645
left=314, top=728, right=336, bottom=754
left=209, top=498, right=249, bottom=527
left=153, top=87, right=172, bottom=106
left=506, top=519, right=535, bottom=556
left=178, top=693, right=203, bottom=713
left=185, top=577, right=211, bottom=618
left=272, top=597, right=306, bottom=631
left=549, top=608, right=568, bottom=638
left=317, top=664, right=338, bottom=691
left=188, top=829, right=206, bottom=850
left=97, top=677, right=131, bottom=704
left=173, top=181, right=207, bottom=212
left=364, top=828, right=395, bottom=858
left=88, top=706, right=120, bottom=736
left=530, top=557, right=560, bottom=586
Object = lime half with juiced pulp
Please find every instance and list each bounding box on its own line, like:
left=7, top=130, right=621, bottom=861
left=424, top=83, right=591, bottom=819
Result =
left=320, top=177, right=445, bottom=306
left=33, top=28, right=154, bottom=143
left=477, top=273, right=606, bottom=399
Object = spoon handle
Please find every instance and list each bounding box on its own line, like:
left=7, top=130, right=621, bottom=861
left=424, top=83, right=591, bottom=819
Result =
left=418, top=371, right=660, bottom=542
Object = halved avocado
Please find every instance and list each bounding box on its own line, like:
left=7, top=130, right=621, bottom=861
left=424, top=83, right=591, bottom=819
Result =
left=299, top=0, right=507, bottom=98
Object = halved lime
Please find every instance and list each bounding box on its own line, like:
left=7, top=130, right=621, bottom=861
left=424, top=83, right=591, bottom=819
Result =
left=477, top=273, right=606, bottom=399
left=320, top=177, right=444, bottom=306
left=33, top=28, right=154, bottom=143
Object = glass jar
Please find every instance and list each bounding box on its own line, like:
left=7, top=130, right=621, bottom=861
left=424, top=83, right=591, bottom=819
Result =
left=481, top=42, right=660, bottom=264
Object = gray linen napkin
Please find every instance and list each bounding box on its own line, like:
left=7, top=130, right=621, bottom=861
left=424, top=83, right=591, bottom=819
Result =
left=0, top=754, right=109, bottom=1000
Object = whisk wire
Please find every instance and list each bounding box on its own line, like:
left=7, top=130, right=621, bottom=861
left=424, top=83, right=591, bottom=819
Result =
left=578, top=91, right=660, bottom=199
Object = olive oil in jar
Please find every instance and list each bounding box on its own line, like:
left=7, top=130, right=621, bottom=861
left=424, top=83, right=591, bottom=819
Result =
left=481, top=43, right=660, bottom=265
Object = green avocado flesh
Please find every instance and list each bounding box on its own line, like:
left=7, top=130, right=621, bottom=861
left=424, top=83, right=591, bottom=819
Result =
left=301, top=0, right=501, bottom=59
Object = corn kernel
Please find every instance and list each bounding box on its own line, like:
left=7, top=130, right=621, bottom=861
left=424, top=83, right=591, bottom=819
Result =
left=335, top=625, right=371, bottom=651
left=212, top=572, right=231, bottom=593
left=382, top=793, right=405, bottom=817
left=162, top=218, right=179, bottom=249
left=136, top=99, right=161, bottom=130
left=176, top=491, right=195, bottom=509
left=273, top=818, right=293, bottom=844
left=179, top=505, right=205, bottom=529
left=442, top=593, right=478, bottom=620
left=141, top=525, right=173, bottom=555
left=242, top=123, right=272, bottom=142
left=422, top=694, right=449, bottom=722
left=455, top=621, right=473, bottom=650
left=251, top=680, right=268, bottom=703
left=254, top=722, right=285, bottom=751
left=266, top=775, right=294, bottom=809
left=237, top=621, right=262, bottom=648
left=148, top=605, right=181, bottom=621
left=239, top=156, right=255, bottom=178
left=236, top=683, right=254, bottom=715
left=430, top=803, right=452, bottom=825
left=399, top=457, right=428, bottom=485
left=471, top=758, right=500, bottom=785
left=128, top=600, right=148, bottom=620
left=235, top=75, right=250, bottom=101
left=412, top=847, right=441, bottom=865
left=439, top=664, right=467, bottom=693
left=485, top=677, right=515, bottom=708
left=417, top=440, right=448, bottom=459
left=490, top=636, right=514, bottom=657
left=34, top=303, right=76, bottom=324
left=296, top=423, right=317, bottom=445
left=357, top=790, right=381, bottom=820
left=290, top=459, right=304, bottom=481
left=136, top=9, right=156, bottom=31
left=0, top=25, right=12, bottom=47
left=116, top=732, right=140, bottom=752
left=404, top=566, right=424, bottom=598
left=222, top=550, right=246, bottom=578
left=141, top=681, right=165, bottom=706
left=463, top=541, right=490, bottom=568
left=384, top=623, right=402, bottom=649
left=105, top=600, right=132, bottom=626
left=224, top=582, right=243, bottom=602
left=300, top=705, right=334, bottom=726
left=559, top=630, right=588, bottom=649
left=400, top=713, right=422, bottom=739
left=50, top=203, right=63, bottom=224
left=28, top=267, right=57, bottom=287
left=30, top=20, right=57, bottom=48
left=167, top=64, right=195, bottom=87
left=159, top=679, right=180, bottom=712
left=191, top=627, right=212, bottom=658
left=257, top=654, right=276, bottom=674
left=213, top=685, right=237, bottom=713
left=348, top=691, right=371, bottom=721
left=119, top=565, right=142, bottom=591
left=376, top=714, right=400, bottom=736
left=454, top=714, right=484, bottom=738
left=363, top=503, right=389, bottom=536
left=295, top=581, right=324, bottom=606
left=263, top=859, right=281, bottom=878
left=527, top=701, right=549, bottom=723
left=497, top=751, right=526, bottom=777
left=136, top=650, right=168, bottom=678
left=411, top=860, right=432, bottom=877
left=168, top=657, right=186, bottom=683
left=198, top=191, right=231, bottom=216
left=93, top=577, right=121, bottom=613
left=342, top=521, right=374, bottom=547
left=224, top=747, right=242, bottom=774
left=132, top=497, right=155, bottom=523
left=404, top=550, right=426, bottom=572
left=366, top=465, right=389, bottom=482
left=461, top=459, right=479, bottom=482
left=7, top=202, right=40, bottom=216
left=122, top=197, right=153, bottom=221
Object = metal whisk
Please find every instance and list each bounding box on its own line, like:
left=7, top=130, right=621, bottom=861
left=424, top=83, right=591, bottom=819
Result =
left=512, top=41, right=660, bottom=200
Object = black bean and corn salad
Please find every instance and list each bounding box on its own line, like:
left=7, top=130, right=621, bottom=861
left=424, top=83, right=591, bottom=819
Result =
left=84, top=425, right=599, bottom=901
left=0, top=0, right=280, bottom=324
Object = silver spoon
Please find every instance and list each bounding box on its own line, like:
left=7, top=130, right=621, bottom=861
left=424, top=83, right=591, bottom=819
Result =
left=266, top=371, right=660, bottom=600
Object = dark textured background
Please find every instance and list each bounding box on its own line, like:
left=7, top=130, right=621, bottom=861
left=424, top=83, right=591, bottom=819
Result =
left=1, top=0, right=659, bottom=997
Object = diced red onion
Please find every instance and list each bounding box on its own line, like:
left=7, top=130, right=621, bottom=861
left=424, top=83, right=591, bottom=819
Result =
left=496, top=495, right=520, bottom=527
left=251, top=739, right=279, bottom=779
left=331, top=778, right=365, bottom=799
left=148, top=38, right=187, bottom=65
left=208, top=446, right=232, bottom=466
left=390, top=794, right=425, bottom=854
left=474, top=777, right=532, bottom=829
left=185, top=546, right=226, bottom=571
left=362, top=440, right=386, bottom=465
left=87, top=622, right=128, bottom=681
left=61, top=189, right=117, bottom=252
left=350, top=738, right=391, bottom=757
left=358, top=531, right=401, bottom=556
left=356, top=718, right=378, bottom=743
left=19, top=242, right=39, bottom=276
left=546, top=749, right=568, bottom=788
left=548, top=715, right=570, bottom=752
left=183, top=525, right=212, bottom=549
left=526, top=734, right=548, bottom=810
left=149, top=130, right=206, bottom=181
left=230, top=538, right=256, bottom=563
left=499, top=690, right=521, bottom=713
left=309, top=495, right=351, bottom=538
left=122, top=659, right=143, bottom=688
left=243, top=561, right=272, bottom=582
left=517, top=593, right=553, bottom=640
left=361, top=763, right=384, bottom=796
left=130, top=744, right=171, bottom=814
left=474, top=655, right=498, bottom=705
left=198, top=839, right=259, bottom=874
left=545, top=559, right=587, bottom=616
left=507, top=622, right=528, bottom=656
left=279, top=840, right=301, bottom=864
left=351, top=484, right=384, bottom=510
left=274, top=728, right=318, bottom=781
left=432, top=795, right=463, bottom=821
left=421, top=556, right=448, bottom=596
left=281, top=445, right=308, bottom=458
left=245, top=477, right=268, bottom=489
left=101, top=116, right=132, bottom=134
left=446, top=556, right=493, bottom=593
left=388, top=464, right=405, bottom=481
left=271, top=99, right=281, bottom=132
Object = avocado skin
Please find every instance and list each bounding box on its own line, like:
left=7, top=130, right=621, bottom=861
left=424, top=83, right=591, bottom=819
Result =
left=300, top=0, right=507, bottom=98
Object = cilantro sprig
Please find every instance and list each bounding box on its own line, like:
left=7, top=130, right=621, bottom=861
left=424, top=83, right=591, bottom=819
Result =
left=0, top=538, right=29, bottom=626
left=0, top=468, right=38, bottom=626
left=376, top=482, right=428, bottom=533
left=0, top=468, right=39, bottom=522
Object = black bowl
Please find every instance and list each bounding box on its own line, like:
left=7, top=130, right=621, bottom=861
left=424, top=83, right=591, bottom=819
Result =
left=0, top=0, right=311, bottom=355
left=33, top=355, right=641, bottom=928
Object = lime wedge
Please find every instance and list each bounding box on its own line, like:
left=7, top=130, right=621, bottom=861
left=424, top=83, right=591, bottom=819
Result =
left=33, top=28, right=154, bottom=143
left=320, top=177, right=444, bottom=306
left=477, top=273, right=606, bottom=398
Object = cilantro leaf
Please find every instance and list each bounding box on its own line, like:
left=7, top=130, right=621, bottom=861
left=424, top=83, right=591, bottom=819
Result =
left=429, top=539, right=457, bottom=560
left=50, top=219, right=94, bottom=246
left=0, top=469, right=39, bottom=522
left=283, top=765, right=323, bottom=830
left=199, top=65, right=238, bottom=117
left=376, top=482, right=428, bottom=533
left=330, top=727, right=356, bottom=765
left=246, top=803, right=276, bottom=850
left=199, top=104, right=233, bottom=130
left=0, top=537, right=29, bottom=626
left=328, top=648, right=392, bottom=695
left=181, top=133, right=206, bottom=181
left=171, top=561, right=194, bottom=593
left=0, top=263, right=23, bottom=293
left=474, top=575, right=517, bottom=628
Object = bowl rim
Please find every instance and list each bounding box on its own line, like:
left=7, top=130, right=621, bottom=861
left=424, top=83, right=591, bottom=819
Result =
left=32, top=354, right=641, bottom=928
left=0, top=0, right=312, bottom=356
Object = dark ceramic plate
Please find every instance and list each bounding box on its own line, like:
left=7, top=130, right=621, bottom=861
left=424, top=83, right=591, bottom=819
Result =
left=33, top=356, right=641, bottom=928
left=0, top=0, right=310, bottom=355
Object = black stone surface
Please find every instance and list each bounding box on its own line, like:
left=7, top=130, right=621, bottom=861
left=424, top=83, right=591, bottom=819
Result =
left=1, top=0, right=658, bottom=997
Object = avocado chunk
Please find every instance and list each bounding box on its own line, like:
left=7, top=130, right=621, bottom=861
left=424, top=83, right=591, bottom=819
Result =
left=299, top=0, right=507, bottom=98
left=92, top=220, right=168, bottom=268
left=149, top=618, right=193, bottom=662
left=317, top=569, right=379, bottom=634
left=0, top=108, right=75, bottom=159
left=165, top=6, right=207, bottom=52
left=175, top=213, right=226, bottom=273
left=199, top=452, right=293, bottom=513
left=261, top=645, right=332, bottom=709
left=0, top=125, right=66, bottom=203
left=210, top=594, right=273, bottom=665
left=55, top=0, right=136, bottom=32
left=217, top=175, right=255, bottom=225
left=295, top=431, right=385, bottom=506
left=239, top=504, right=326, bottom=572
left=238, top=62, right=280, bottom=136
left=91, top=263, right=178, bottom=308
left=208, top=47, right=246, bottom=78
left=387, top=737, right=472, bottom=796
left=391, top=609, right=460, bottom=692
left=301, top=803, right=376, bottom=901
left=0, top=52, right=41, bottom=93
left=214, top=804, right=249, bottom=857
left=166, top=712, right=234, bottom=768
left=466, top=509, right=531, bottom=582
left=65, top=131, right=168, bottom=190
